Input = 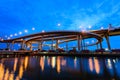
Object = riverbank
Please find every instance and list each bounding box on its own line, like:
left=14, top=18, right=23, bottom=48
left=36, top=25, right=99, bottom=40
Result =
left=0, top=50, right=120, bottom=58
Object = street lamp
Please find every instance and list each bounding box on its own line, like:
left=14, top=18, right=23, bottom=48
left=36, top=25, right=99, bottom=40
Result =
left=101, top=27, right=104, bottom=29
left=32, top=27, right=35, bottom=30
left=10, top=34, right=13, bottom=37
left=19, top=32, right=22, bottom=35
left=24, top=30, right=28, bottom=33
left=57, top=23, right=61, bottom=26
left=14, top=33, right=17, bottom=36
left=7, top=37, right=10, bottom=40
left=42, top=30, right=45, bottom=32
left=88, top=25, right=92, bottom=29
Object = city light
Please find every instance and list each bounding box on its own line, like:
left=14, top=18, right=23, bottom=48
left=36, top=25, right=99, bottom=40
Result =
left=14, top=33, right=18, bottom=36
left=42, top=30, right=45, bottom=32
left=32, top=27, right=35, bottom=30
left=57, top=23, right=61, bottom=26
left=24, top=30, right=28, bottom=33
left=105, top=48, right=108, bottom=51
left=7, top=37, right=10, bottom=40
left=101, top=27, right=104, bottom=29
left=88, top=25, right=92, bottom=29
left=19, top=32, right=22, bottom=35
left=10, top=34, right=13, bottom=37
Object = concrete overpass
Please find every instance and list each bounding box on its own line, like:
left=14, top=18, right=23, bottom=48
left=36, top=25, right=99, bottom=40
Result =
left=0, top=26, right=120, bottom=51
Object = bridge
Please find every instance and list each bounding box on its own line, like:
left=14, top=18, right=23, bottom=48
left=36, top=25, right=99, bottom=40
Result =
left=0, top=25, right=120, bottom=52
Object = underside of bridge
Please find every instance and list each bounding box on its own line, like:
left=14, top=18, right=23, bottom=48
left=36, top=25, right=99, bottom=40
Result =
left=0, top=27, right=120, bottom=52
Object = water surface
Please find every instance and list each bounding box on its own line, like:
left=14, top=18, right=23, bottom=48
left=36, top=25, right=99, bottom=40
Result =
left=0, top=56, right=120, bottom=80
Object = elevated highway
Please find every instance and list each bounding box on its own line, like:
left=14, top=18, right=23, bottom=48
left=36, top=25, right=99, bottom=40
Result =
left=0, top=27, right=120, bottom=51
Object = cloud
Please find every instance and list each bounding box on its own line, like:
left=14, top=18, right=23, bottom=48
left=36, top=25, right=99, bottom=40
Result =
left=64, top=0, right=120, bottom=30
left=95, top=0, right=107, bottom=9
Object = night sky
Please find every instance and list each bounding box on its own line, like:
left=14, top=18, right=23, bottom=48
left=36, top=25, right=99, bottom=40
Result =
left=0, top=0, right=120, bottom=49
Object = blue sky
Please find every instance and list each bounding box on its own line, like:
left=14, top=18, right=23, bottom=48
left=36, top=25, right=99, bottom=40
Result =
left=0, top=0, right=120, bottom=49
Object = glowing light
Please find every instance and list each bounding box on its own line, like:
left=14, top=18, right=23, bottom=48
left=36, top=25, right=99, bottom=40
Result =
left=15, top=76, right=20, bottom=80
left=10, top=34, right=13, bottom=37
left=40, top=57, right=45, bottom=71
left=4, top=69, right=9, bottom=80
left=19, top=65, right=23, bottom=79
left=0, top=63, right=4, bottom=80
left=105, top=48, right=108, bottom=51
left=32, top=27, right=35, bottom=30
left=101, top=27, right=104, bottom=29
left=24, top=57, right=28, bottom=70
left=88, top=25, right=92, bottom=29
left=57, top=57, right=61, bottom=73
left=19, top=32, right=22, bottom=35
left=94, top=58, right=100, bottom=74
left=7, top=37, right=10, bottom=40
left=113, top=59, right=116, bottom=63
left=57, top=23, right=61, bottom=26
left=89, top=58, right=94, bottom=71
left=42, top=30, right=45, bottom=32
left=24, top=30, right=28, bottom=33
left=107, top=59, right=112, bottom=69
left=74, top=58, right=77, bottom=68
left=51, top=57, right=56, bottom=68
left=9, top=73, right=14, bottom=80
left=13, top=58, right=18, bottom=72
left=14, top=33, right=17, bottom=36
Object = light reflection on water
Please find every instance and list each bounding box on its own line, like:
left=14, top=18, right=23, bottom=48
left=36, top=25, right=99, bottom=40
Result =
left=0, top=56, right=120, bottom=80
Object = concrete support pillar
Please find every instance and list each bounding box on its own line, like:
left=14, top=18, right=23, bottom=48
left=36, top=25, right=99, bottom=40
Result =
left=51, top=39, right=54, bottom=50
left=80, top=36, right=83, bottom=50
left=6, top=43, right=11, bottom=50
left=105, top=34, right=111, bottom=50
left=30, top=45, right=32, bottom=51
left=29, top=42, right=32, bottom=51
left=99, top=40, right=103, bottom=49
left=83, top=39, right=85, bottom=50
left=38, top=42, right=40, bottom=50
left=12, top=41, right=15, bottom=50
left=56, top=40, right=59, bottom=50
left=21, top=41, right=25, bottom=50
left=80, top=40, right=83, bottom=50
left=38, top=42, right=42, bottom=51
left=25, top=43, right=27, bottom=50
left=77, top=35, right=80, bottom=51
left=66, top=41, right=68, bottom=51
left=96, top=44, right=99, bottom=50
